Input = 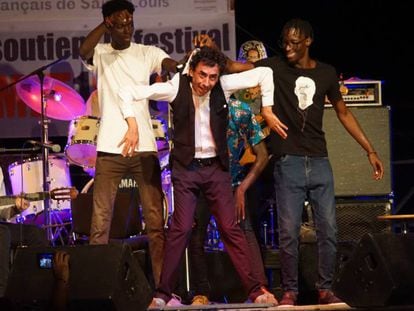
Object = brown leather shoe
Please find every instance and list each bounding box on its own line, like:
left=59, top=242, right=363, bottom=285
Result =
left=191, top=295, right=209, bottom=305
left=279, top=291, right=298, bottom=306
left=318, top=290, right=345, bottom=305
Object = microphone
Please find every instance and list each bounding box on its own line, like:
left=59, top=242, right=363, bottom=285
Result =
left=27, top=140, right=61, bottom=152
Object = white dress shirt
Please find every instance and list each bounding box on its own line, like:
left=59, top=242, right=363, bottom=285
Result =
left=118, top=67, right=274, bottom=157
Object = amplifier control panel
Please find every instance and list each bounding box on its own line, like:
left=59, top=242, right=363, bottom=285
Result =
left=326, top=78, right=382, bottom=107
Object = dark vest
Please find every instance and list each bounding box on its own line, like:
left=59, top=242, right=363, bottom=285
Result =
left=169, top=74, right=229, bottom=170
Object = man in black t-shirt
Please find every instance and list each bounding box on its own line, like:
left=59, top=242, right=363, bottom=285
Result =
left=196, top=18, right=385, bottom=306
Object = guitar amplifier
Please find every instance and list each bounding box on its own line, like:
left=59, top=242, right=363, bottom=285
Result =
left=325, top=79, right=382, bottom=107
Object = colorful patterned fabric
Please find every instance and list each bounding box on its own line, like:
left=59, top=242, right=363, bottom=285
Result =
left=227, top=98, right=265, bottom=186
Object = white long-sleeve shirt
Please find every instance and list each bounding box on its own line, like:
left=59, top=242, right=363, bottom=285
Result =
left=119, top=67, right=274, bottom=109
left=83, top=42, right=169, bottom=154
left=119, top=67, right=274, bottom=158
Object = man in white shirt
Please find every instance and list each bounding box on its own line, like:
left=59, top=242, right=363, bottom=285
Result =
left=79, top=0, right=178, bottom=288
left=119, top=46, right=278, bottom=307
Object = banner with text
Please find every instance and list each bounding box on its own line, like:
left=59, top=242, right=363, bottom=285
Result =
left=0, top=0, right=235, bottom=138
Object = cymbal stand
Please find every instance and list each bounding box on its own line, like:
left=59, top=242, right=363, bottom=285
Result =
left=1, top=57, right=69, bottom=245
left=166, top=102, right=174, bottom=217
left=37, top=70, right=53, bottom=243
left=38, top=71, right=69, bottom=246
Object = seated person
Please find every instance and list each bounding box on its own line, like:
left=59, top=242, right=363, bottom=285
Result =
left=0, top=167, right=48, bottom=297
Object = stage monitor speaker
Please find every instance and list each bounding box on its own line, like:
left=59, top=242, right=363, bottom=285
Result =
left=71, top=192, right=142, bottom=239
left=323, top=106, right=392, bottom=196
left=5, top=243, right=152, bottom=311
left=336, top=199, right=392, bottom=242
left=298, top=241, right=357, bottom=305
left=333, top=233, right=414, bottom=307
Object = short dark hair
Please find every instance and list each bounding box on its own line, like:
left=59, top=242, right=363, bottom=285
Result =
left=189, top=46, right=227, bottom=75
left=281, top=18, right=314, bottom=40
left=102, top=0, right=135, bottom=18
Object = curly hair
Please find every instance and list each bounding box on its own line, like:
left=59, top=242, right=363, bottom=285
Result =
left=189, top=46, right=227, bottom=75
left=102, top=0, right=135, bottom=18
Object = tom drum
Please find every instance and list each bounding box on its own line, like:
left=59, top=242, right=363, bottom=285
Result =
left=65, top=116, right=100, bottom=168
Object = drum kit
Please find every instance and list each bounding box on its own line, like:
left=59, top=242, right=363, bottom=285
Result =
left=6, top=69, right=273, bottom=251
left=3, top=69, right=85, bottom=244
left=4, top=62, right=173, bottom=244
left=65, top=95, right=173, bottom=225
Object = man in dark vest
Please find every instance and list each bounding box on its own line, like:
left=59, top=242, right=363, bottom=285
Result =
left=119, top=46, right=278, bottom=307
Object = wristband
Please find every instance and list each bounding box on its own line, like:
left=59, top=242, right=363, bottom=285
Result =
left=367, top=151, right=377, bottom=156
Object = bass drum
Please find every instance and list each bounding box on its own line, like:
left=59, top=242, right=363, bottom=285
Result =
left=7, top=155, right=72, bottom=224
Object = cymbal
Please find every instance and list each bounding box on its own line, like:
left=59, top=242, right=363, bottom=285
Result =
left=16, top=76, right=85, bottom=120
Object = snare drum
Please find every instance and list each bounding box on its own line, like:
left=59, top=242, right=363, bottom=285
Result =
left=7, top=156, right=72, bottom=223
left=65, top=116, right=100, bottom=168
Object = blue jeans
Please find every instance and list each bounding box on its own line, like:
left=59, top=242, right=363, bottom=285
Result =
left=274, top=155, right=337, bottom=292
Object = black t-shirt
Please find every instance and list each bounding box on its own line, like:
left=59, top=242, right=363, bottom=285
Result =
left=255, top=56, right=342, bottom=158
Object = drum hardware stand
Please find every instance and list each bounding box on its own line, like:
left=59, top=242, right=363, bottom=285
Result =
left=262, top=221, right=268, bottom=247
left=267, top=199, right=277, bottom=248
left=261, top=198, right=277, bottom=249
left=2, top=56, right=69, bottom=245
left=165, top=102, right=174, bottom=228
left=47, top=210, right=72, bottom=245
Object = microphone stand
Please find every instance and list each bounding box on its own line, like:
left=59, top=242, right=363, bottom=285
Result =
left=38, top=70, right=53, bottom=243
left=1, top=56, right=69, bottom=245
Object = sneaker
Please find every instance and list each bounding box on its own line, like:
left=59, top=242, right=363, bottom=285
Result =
left=254, top=291, right=278, bottom=305
left=166, top=293, right=183, bottom=307
left=191, top=295, right=210, bottom=305
left=260, top=286, right=273, bottom=296
left=148, top=297, right=166, bottom=309
left=279, top=291, right=298, bottom=306
left=318, top=289, right=345, bottom=305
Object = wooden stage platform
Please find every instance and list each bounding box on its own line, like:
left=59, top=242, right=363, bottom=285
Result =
left=151, top=302, right=414, bottom=310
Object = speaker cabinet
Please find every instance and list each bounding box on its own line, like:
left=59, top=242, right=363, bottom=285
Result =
left=5, top=243, right=152, bottom=311
left=333, top=233, right=414, bottom=307
left=202, top=251, right=245, bottom=303
left=323, top=106, right=392, bottom=196
left=71, top=192, right=142, bottom=239
left=336, top=199, right=392, bottom=242
left=297, top=241, right=357, bottom=305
